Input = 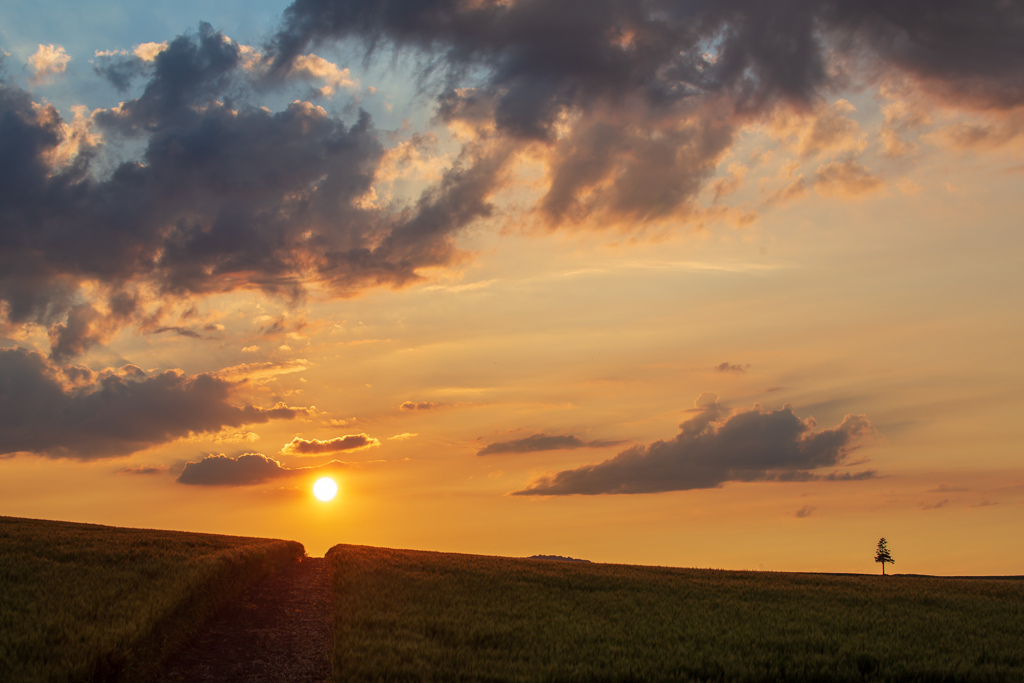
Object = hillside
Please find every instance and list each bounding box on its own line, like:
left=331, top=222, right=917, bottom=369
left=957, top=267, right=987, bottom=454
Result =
left=0, top=516, right=302, bottom=683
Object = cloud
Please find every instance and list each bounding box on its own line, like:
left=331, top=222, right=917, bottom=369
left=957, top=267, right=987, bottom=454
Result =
left=813, top=159, right=884, bottom=198
left=1, top=23, right=506, bottom=359
left=281, top=433, right=379, bottom=455
left=264, top=0, right=1024, bottom=233
left=213, top=430, right=261, bottom=444
left=116, top=465, right=168, bottom=475
left=214, top=360, right=309, bottom=383
left=929, top=483, right=967, bottom=493
left=795, top=505, right=816, bottom=518
left=0, top=347, right=309, bottom=460
left=134, top=42, right=169, bottom=62
left=714, top=362, right=750, bottom=374
left=513, top=394, right=875, bottom=495
left=389, top=433, right=417, bottom=441
left=176, top=452, right=342, bottom=486
left=270, top=1, right=831, bottom=131
left=820, top=470, right=875, bottom=481
left=400, top=400, right=443, bottom=411
left=770, top=99, right=866, bottom=159
left=919, top=498, right=950, bottom=511
left=289, top=53, right=359, bottom=97
left=8, top=4, right=1024, bottom=358
left=762, top=177, right=808, bottom=208
left=28, top=44, right=71, bottom=82
left=477, top=433, right=623, bottom=456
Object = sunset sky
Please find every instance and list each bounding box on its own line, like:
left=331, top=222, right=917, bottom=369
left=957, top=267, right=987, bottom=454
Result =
left=1, top=0, right=1022, bottom=574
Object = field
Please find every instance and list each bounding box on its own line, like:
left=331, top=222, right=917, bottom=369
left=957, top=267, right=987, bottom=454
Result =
left=0, top=516, right=303, bottom=683
left=328, top=544, right=1024, bottom=682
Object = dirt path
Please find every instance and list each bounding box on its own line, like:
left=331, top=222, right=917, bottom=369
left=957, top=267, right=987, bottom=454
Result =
left=157, top=556, right=331, bottom=682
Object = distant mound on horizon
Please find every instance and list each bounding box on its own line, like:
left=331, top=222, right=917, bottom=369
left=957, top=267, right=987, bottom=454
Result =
left=527, top=554, right=591, bottom=563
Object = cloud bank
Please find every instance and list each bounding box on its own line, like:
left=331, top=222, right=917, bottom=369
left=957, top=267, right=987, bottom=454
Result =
left=513, top=395, right=874, bottom=495
left=268, top=0, right=1024, bottom=229
left=4, top=3, right=1024, bottom=360
left=0, top=347, right=308, bottom=459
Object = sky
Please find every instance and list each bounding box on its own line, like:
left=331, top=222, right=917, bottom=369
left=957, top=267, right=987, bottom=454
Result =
left=1, top=0, right=1022, bottom=574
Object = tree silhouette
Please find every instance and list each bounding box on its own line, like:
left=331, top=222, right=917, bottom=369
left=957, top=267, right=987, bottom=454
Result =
left=874, top=537, right=895, bottom=575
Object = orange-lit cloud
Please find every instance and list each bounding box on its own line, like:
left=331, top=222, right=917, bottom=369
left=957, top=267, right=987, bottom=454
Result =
left=28, top=44, right=70, bottom=82
left=769, top=100, right=866, bottom=159
left=215, top=360, right=309, bottom=383
left=813, top=159, right=884, bottom=199
left=288, top=53, right=358, bottom=97
left=281, top=434, right=380, bottom=455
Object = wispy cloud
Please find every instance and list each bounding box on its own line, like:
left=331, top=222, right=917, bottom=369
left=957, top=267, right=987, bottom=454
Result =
left=478, top=433, right=624, bottom=456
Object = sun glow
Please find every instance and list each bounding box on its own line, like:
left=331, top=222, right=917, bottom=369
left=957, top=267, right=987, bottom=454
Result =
left=312, top=477, right=338, bottom=502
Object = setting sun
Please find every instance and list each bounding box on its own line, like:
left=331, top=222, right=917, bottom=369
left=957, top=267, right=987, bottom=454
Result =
left=312, top=477, right=338, bottom=502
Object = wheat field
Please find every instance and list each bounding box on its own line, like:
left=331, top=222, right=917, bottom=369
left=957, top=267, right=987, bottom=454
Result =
left=328, top=544, right=1024, bottom=682
left=0, top=516, right=303, bottom=682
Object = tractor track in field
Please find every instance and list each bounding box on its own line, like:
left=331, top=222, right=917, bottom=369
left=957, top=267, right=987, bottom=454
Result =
left=157, top=556, right=331, bottom=682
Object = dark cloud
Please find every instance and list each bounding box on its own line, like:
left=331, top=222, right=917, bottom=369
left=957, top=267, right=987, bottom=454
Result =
left=9, top=3, right=1023, bottom=358
left=477, top=433, right=623, bottom=456
left=93, top=53, right=149, bottom=93
left=714, top=362, right=750, bottom=373
left=281, top=433, right=380, bottom=454
left=513, top=395, right=875, bottom=495
left=821, top=470, right=875, bottom=481
left=400, top=400, right=443, bottom=411
left=827, top=0, right=1024, bottom=110
left=116, top=465, right=168, bottom=475
left=150, top=326, right=205, bottom=339
left=0, top=347, right=309, bottom=460
left=271, top=0, right=829, bottom=135
left=267, top=0, right=1024, bottom=227
left=538, top=112, right=733, bottom=223
left=795, top=505, right=816, bottom=518
left=274, top=0, right=1024, bottom=120
left=176, top=452, right=343, bottom=486
left=0, top=23, right=503, bottom=359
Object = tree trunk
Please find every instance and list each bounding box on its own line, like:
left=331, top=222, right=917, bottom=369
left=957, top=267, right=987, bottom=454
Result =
left=882, top=562, right=885, bottom=576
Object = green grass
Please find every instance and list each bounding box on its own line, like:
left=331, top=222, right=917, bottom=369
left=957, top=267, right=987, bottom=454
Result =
left=0, top=516, right=303, bottom=683
left=328, top=544, right=1024, bottom=682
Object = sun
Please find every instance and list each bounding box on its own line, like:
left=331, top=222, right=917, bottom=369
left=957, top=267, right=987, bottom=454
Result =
left=312, top=476, right=338, bottom=502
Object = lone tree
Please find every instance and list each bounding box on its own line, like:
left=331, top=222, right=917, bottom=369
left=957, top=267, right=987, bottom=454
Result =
left=875, top=537, right=895, bottom=575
